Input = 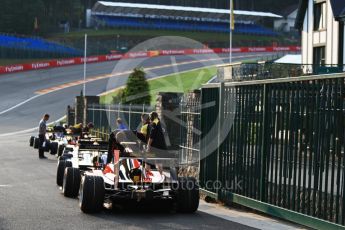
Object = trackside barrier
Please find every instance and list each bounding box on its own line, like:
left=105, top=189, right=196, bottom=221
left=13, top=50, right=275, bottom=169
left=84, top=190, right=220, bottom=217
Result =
left=200, top=73, right=345, bottom=229
left=0, top=46, right=300, bottom=75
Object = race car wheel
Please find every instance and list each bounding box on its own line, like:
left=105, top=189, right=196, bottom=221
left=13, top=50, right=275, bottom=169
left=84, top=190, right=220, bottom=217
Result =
left=44, top=141, right=51, bottom=152
left=58, top=156, right=67, bottom=161
left=63, top=167, right=80, bottom=198
left=56, top=160, right=72, bottom=186
left=29, top=136, right=35, bottom=147
left=57, top=144, right=65, bottom=157
left=33, top=137, right=40, bottom=149
left=176, top=177, right=199, bottom=213
left=79, top=175, right=105, bottom=213
left=50, top=142, right=58, bottom=155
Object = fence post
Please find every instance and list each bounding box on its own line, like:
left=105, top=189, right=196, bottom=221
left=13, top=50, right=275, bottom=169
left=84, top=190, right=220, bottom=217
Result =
left=129, top=103, right=132, bottom=130
left=99, top=106, right=102, bottom=134
left=118, top=103, right=121, bottom=118
left=108, top=104, right=111, bottom=132
left=92, top=103, right=95, bottom=127
left=217, top=82, right=225, bottom=195
left=259, top=83, right=269, bottom=202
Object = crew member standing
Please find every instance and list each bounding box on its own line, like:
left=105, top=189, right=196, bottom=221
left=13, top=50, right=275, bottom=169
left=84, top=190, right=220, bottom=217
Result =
left=136, top=113, right=150, bottom=143
left=38, top=114, right=49, bottom=159
left=147, top=112, right=167, bottom=153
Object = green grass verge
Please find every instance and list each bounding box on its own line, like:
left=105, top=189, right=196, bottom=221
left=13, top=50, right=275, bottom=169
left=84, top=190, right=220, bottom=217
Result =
left=100, top=66, right=217, bottom=105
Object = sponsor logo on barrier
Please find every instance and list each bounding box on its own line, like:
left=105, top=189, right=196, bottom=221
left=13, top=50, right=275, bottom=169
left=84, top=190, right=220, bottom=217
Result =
left=105, top=54, right=123, bottom=60
left=148, top=51, right=160, bottom=57
left=0, top=46, right=301, bottom=75
left=192, top=49, right=214, bottom=54
left=248, top=47, right=267, bottom=52
left=57, top=59, right=75, bottom=66
left=87, top=57, right=99, bottom=62
left=81, top=57, right=99, bottom=62
left=127, top=52, right=148, bottom=58
left=161, top=50, right=185, bottom=55
left=273, top=47, right=290, bottom=51
left=32, top=62, right=50, bottom=69
left=220, top=48, right=242, bottom=53
left=5, top=65, right=24, bottom=72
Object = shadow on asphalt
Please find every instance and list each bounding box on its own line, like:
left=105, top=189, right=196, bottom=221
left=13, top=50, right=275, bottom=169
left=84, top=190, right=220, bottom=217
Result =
left=81, top=202, right=259, bottom=230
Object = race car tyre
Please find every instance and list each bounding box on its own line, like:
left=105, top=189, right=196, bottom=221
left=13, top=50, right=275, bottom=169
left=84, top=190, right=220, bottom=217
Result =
left=58, top=156, right=67, bottom=161
left=79, top=175, right=105, bottom=213
left=170, top=167, right=178, bottom=181
left=33, top=137, right=40, bottom=149
left=44, top=141, right=51, bottom=152
left=63, top=167, right=81, bottom=198
left=57, top=144, right=65, bottom=157
left=56, top=160, right=72, bottom=186
left=29, top=136, right=35, bottom=147
left=176, top=177, right=199, bottom=213
left=50, top=142, right=58, bottom=155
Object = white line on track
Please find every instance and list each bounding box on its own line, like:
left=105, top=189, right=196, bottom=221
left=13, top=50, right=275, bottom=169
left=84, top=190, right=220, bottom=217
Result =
left=0, top=53, right=267, bottom=116
left=0, top=95, right=41, bottom=115
left=0, top=185, right=12, bottom=188
left=0, top=116, right=66, bottom=137
left=0, top=53, right=274, bottom=136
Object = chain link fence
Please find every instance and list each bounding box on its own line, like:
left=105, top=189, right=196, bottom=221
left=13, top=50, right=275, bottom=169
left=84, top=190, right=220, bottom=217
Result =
left=87, top=103, right=154, bottom=140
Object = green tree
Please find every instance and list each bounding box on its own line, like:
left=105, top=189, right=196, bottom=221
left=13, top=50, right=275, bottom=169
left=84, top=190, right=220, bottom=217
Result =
left=122, top=68, right=151, bottom=104
left=112, top=88, right=126, bottom=104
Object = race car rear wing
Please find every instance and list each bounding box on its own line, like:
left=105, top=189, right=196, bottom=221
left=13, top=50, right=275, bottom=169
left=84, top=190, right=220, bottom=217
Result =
left=79, top=140, right=108, bottom=151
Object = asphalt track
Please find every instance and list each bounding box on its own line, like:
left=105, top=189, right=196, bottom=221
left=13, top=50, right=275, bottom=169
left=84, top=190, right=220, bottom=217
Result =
left=0, top=52, right=275, bottom=135
left=0, top=52, right=297, bottom=230
left=0, top=135, right=262, bottom=230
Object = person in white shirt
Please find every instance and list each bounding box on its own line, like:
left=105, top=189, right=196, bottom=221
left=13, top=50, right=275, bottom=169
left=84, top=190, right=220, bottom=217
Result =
left=38, top=114, right=49, bottom=159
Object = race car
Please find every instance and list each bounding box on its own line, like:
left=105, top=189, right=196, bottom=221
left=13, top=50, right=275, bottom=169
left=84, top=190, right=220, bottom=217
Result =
left=29, top=127, right=66, bottom=154
left=29, top=126, right=86, bottom=156
left=57, top=139, right=108, bottom=198
left=78, top=141, right=199, bottom=214
left=29, top=133, right=61, bottom=155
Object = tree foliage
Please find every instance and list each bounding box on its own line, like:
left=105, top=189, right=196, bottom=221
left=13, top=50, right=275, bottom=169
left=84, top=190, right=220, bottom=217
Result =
left=112, top=88, right=126, bottom=104
left=122, top=68, right=151, bottom=105
left=0, top=0, right=82, bottom=35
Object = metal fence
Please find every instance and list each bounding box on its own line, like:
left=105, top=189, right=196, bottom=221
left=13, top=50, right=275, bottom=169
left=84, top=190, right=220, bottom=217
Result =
left=200, top=73, right=345, bottom=229
left=87, top=103, right=154, bottom=139
left=228, top=63, right=345, bottom=81
left=179, top=91, right=201, bottom=165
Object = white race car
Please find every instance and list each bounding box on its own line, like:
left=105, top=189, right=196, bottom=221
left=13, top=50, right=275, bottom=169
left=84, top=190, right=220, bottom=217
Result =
left=56, top=139, right=108, bottom=198
left=76, top=142, right=199, bottom=214
left=29, top=131, right=69, bottom=155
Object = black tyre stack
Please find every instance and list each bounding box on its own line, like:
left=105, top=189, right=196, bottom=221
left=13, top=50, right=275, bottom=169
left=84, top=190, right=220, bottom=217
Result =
left=29, top=136, right=35, bottom=147
left=33, top=137, right=40, bottom=149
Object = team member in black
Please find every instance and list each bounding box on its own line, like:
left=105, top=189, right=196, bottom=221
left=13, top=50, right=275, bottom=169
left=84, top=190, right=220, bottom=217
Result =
left=147, top=112, right=167, bottom=152
left=82, top=122, right=94, bottom=133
